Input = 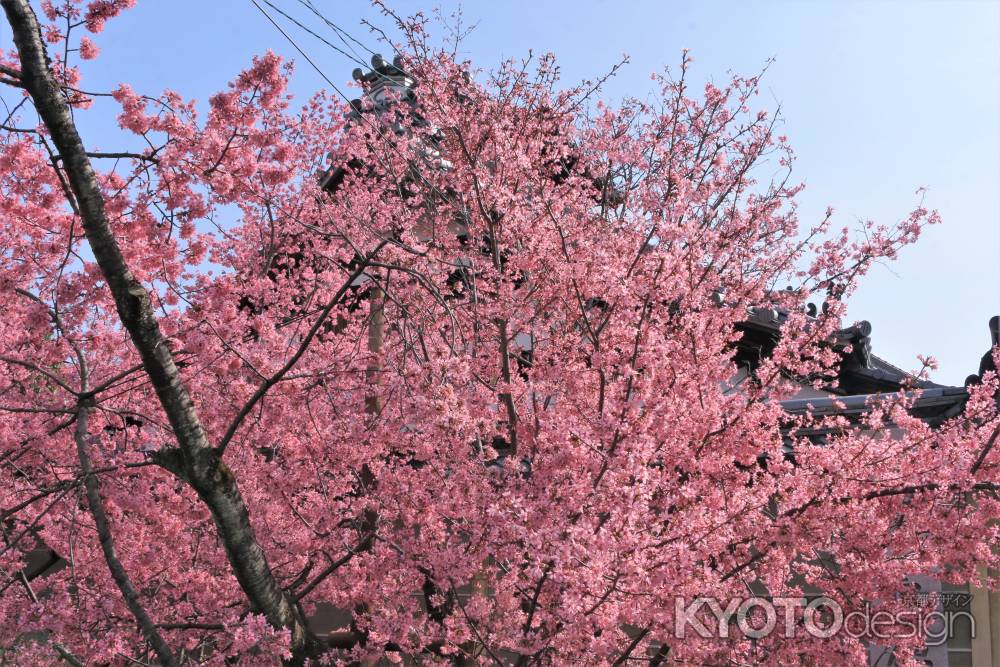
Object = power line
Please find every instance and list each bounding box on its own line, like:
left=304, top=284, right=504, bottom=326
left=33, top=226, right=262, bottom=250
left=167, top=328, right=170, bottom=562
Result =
left=266, top=0, right=411, bottom=98
left=250, top=0, right=356, bottom=104
left=248, top=0, right=457, bottom=207
left=258, top=0, right=369, bottom=70
left=298, top=0, right=380, bottom=60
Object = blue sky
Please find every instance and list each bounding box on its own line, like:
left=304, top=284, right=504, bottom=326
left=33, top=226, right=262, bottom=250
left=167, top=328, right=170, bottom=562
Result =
left=5, top=0, right=998, bottom=384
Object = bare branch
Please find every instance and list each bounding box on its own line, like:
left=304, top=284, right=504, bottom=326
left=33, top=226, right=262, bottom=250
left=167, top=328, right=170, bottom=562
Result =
left=293, top=532, right=373, bottom=602
left=216, top=240, right=387, bottom=455
left=75, top=399, right=178, bottom=667
left=970, top=422, right=1000, bottom=474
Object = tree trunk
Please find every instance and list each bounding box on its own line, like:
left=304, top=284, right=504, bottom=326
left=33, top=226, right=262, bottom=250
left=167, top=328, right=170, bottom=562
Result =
left=0, top=0, right=317, bottom=660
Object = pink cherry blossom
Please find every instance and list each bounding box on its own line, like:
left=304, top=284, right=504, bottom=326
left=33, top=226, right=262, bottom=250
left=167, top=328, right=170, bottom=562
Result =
left=77, top=36, right=98, bottom=60
left=0, top=3, right=996, bottom=666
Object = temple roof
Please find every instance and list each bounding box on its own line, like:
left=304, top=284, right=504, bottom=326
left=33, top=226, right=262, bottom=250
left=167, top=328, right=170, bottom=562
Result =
left=779, top=386, right=968, bottom=430
left=735, top=304, right=947, bottom=396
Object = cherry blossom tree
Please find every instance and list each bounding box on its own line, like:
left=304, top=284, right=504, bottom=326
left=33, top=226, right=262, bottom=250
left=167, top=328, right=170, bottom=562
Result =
left=0, top=1, right=997, bottom=664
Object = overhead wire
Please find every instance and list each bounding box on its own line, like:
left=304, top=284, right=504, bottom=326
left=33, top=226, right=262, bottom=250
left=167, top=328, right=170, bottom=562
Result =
left=248, top=0, right=458, bottom=208
left=297, top=0, right=380, bottom=60
left=249, top=0, right=360, bottom=106
left=258, top=0, right=369, bottom=71
left=260, top=0, right=405, bottom=93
